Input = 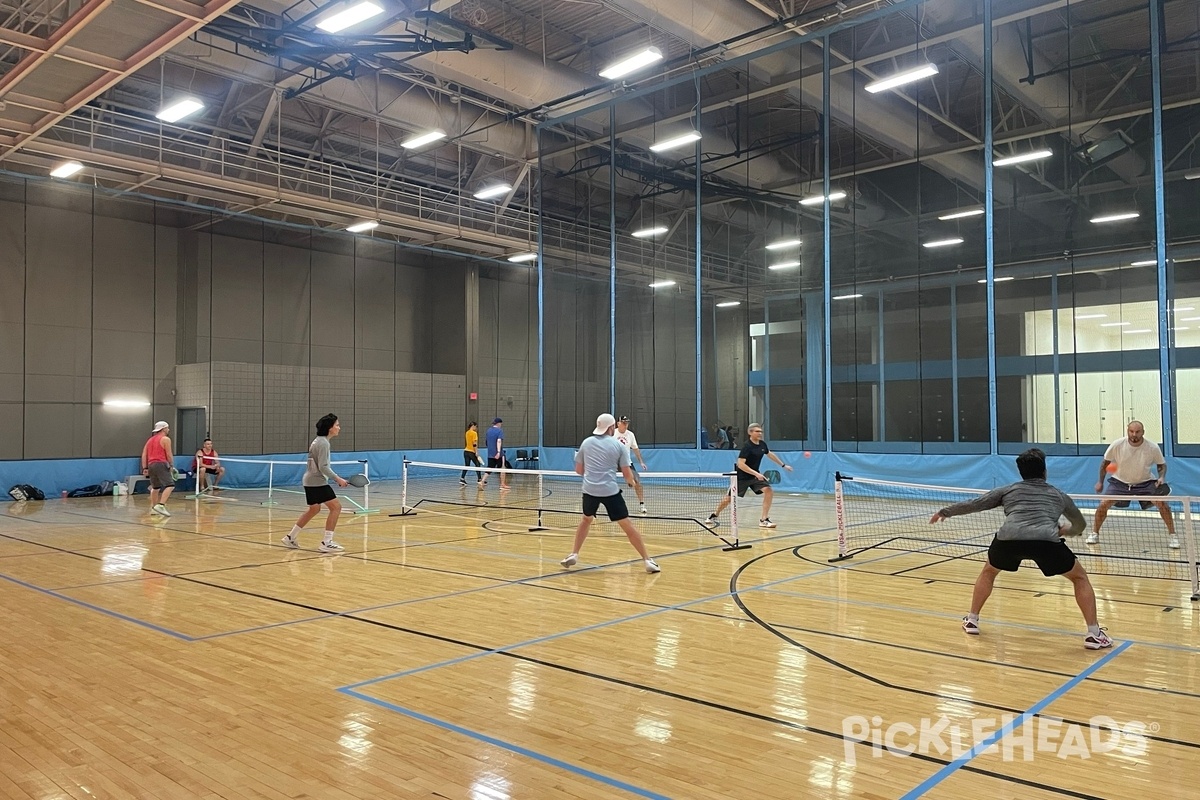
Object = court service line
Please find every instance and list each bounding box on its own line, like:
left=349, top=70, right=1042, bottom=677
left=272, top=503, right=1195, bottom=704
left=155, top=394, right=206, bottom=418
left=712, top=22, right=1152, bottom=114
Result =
left=0, top=573, right=192, bottom=640
left=898, top=640, right=1134, bottom=799
left=338, top=688, right=671, bottom=800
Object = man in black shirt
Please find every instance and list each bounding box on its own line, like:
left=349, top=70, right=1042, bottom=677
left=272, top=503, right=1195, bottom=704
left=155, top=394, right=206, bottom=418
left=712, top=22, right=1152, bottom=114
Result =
left=704, top=423, right=792, bottom=529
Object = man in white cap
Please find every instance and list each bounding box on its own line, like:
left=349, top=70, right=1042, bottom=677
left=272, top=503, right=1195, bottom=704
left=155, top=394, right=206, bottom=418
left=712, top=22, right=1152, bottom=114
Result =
left=140, top=421, right=176, bottom=516
left=560, top=413, right=660, bottom=573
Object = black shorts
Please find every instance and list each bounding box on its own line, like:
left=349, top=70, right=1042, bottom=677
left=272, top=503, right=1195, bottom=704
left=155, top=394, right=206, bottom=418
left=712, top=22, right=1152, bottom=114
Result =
left=147, top=462, right=174, bottom=489
left=304, top=484, right=336, bottom=505
left=199, top=464, right=222, bottom=473
left=987, top=538, right=1077, bottom=576
left=582, top=491, right=629, bottom=522
left=488, top=456, right=509, bottom=469
left=734, top=478, right=769, bottom=497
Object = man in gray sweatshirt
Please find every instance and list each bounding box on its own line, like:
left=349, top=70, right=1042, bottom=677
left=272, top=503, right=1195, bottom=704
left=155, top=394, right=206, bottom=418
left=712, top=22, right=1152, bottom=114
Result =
left=930, top=448, right=1111, bottom=650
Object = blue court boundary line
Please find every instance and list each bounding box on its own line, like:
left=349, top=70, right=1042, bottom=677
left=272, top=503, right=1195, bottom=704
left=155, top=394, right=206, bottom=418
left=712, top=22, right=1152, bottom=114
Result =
left=899, top=640, right=1133, bottom=799
left=0, top=573, right=192, bottom=640
left=338, top=687, right=671, bottom=800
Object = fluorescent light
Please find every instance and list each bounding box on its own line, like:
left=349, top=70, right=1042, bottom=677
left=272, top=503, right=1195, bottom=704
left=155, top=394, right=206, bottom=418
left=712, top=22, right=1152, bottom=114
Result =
left=1174, top=307, right=1195, bottom=312
left=1173, top=327, right=1190, bottom=331
left=1182, top=317, right=1200, bottom=321
left=599, top=46, right=663, bottom=80
left=316, top=1, right=383, bottom=32
left=716, top=301, right=741, bottom=308
left=507, top=252, right=537, bottom=263
left=1130, top=260, right=1157, bottom=266
left=473, top=183, right=512, bottom=200
left=346, top=220, right=378, bottom=233
left=649, top=280, right=676, bottom=288
left=977, top=276, right=1014, bottom=283
left=103, top=399, right=151, bottom=409
left=155, top=98, right=204, bottom=123
left=766, top=238, right=802, bottom=250
left=832, top=293, right=862, bottom=300
left=938, top=208, right=984, bottom=221
left=649, top=131, right=701, bottom=152
left=401, top=129, right=446, bottom=149
left=1185, top=171, right=1200, bottom=180
left=1100, top=322, right=1131, bottom=327
left=993, top=149, right=1053, bottom=167
left=1090, top=211, right=1140, bottom=224
left=923, top=237, right=964, bottom=249
left=632, top=226, right=669, bottom=238
left=1124, top=329, right=1153, bottom=334
left=768, top=260, right=801, bottom=270
left=864, top=63, right=939, bottom=94
left=800, top=190, right=847, bottom=206
left=1074, top=313, right=1107, bottom=319
left=49, top=161, right=83, bottom=178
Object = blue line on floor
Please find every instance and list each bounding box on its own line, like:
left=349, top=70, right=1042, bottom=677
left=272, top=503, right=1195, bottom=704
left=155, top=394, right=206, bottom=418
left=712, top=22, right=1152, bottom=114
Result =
left=0, top=573, right=192, bottom=640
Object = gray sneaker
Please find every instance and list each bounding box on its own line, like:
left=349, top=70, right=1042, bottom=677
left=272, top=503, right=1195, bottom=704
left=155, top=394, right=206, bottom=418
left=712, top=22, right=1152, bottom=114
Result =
left=281, top=533, right=299, bottom=549
left=153, top=503, right=171, bottom=517
left=318, top=540, right=344, bottom=553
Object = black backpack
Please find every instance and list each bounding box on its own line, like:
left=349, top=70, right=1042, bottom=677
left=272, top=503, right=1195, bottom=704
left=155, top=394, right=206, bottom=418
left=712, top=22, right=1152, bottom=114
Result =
left=66, top=480, right=115, bottom=498
left=8, top=484, right=46, bottom=502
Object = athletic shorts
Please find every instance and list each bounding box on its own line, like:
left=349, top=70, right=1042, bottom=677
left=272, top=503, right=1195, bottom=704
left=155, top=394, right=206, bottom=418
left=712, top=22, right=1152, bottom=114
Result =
left=199, top=464, right=222, bottom=473
left=1103, top=477, right=1159, bottom=509
left=987, top=538, right=1077, bottom=576
left=582, top=491, right=630, bottom=522
left=488, top=456, right=509, bottom=469
left=304, top=484, right=336, bottom=505
left=734, top=477, right=770, bottom=497
left=147, top=462, right=174, bottom=490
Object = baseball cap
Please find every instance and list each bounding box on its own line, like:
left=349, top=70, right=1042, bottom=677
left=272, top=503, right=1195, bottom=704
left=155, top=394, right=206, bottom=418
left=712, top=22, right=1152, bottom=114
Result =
left=492, top=417, right=503, bottom=424
left=152, top=421, right=169, bottom=432
left=617, top=415, right=629, bottom=422
left=593, top=413, right=616, bottom=435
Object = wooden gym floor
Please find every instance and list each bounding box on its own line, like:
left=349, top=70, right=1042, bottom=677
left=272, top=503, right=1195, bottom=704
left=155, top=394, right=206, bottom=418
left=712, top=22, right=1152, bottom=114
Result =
left=1, top=474, right=1197, bottom=799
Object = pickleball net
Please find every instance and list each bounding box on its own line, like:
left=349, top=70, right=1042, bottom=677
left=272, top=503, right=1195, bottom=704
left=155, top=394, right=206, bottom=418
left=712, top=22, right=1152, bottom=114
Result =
left=396, top=459, right=747, bottom=550
left=831, top=472, right=1200, bottom=599
left=185, top=455, right=377, bottom=513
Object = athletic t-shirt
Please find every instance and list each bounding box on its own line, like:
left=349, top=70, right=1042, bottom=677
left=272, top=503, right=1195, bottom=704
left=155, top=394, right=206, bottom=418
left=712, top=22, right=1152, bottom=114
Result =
left=303, top=436, right=336, bottom=487
left=465, top=429, right=478, bottom=453
left=1104, top=437, right=1165, bottom=484
left=737, top=440, right=770, bottom=477
left=576, top=434, right=630, bottom=497
left=937, top=478, right=1085, bottom=542
left=485, top=425, right=504, bottom=459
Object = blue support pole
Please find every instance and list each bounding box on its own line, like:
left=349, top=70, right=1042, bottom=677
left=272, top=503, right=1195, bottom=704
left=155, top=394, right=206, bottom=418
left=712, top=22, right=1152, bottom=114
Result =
left=877, top=293, right=886, bottom=442
left=822, top=35, right=833, bottom=451
left=984, top=0, right=998, bottom=454
left=764, top=299, right=772, bottom=436
left=951, top=285, right=960, bottom=443
left=1150, top=0, right=1174, bottom=456
left=609, top=106, right=617, bottom=415
left=805, top=292, right=824, bottom=446
left=695, top=103, right=704, bottom=449
left=536, top=147, right=545, bottom=451
left=1052, top=272, right=1061, bottom=444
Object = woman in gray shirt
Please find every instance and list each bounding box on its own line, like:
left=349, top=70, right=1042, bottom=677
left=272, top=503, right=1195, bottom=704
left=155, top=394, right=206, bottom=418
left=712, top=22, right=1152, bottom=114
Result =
left=282, top=413, right=349, bottom=553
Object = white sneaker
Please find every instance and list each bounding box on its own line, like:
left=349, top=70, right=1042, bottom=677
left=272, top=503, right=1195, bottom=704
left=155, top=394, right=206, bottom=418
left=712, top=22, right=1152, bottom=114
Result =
left=560, top=553, right=578, bottom=568
left=1168, top=536, right=1181, bottom=549
left=1084, top=629, right=1113, bottom=650
left=644, top=559, right=661, bottom=574
left=759, top=518, right=776, bottom=528
left=153, top=503, right=171, bottom=517
left=702, top=515, right=719, bottom=529
left=962, top=617, right=980, bottom=635
left=281, top=533, right=299, bottom=549
left=1085, top=532, right=1099, bottom=545
left=639, top=504, right=648, bottom=516
left=318, top=540, right=344, bottom=553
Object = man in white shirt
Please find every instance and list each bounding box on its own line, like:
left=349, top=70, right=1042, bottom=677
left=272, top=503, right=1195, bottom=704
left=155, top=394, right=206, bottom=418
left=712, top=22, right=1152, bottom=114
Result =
left=614, top=415, right=649, bottom=515
left=1087, top=420, right=1178, bottom=548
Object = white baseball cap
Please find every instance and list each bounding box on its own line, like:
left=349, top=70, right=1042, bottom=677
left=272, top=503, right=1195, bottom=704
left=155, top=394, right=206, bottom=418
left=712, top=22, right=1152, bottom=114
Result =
left=152, top=421, right=169, bottom=432
left=593, top=413, right=616, bottom=436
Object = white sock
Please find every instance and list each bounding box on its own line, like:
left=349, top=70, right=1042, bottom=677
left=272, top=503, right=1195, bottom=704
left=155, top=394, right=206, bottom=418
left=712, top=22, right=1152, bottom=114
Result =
left=289, top=525, right=301, bottom=538
left=323, top=530, right=335, bottom=544
left=967, top=613, right=979, bottom=623
left=1087, top=624, right=1100, bottom=636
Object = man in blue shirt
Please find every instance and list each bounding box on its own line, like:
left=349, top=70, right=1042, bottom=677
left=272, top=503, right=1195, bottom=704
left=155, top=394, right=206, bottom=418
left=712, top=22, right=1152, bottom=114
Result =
left=484, top=417, right=510, bottom=491
left=560, top=413, right=660, bottom=573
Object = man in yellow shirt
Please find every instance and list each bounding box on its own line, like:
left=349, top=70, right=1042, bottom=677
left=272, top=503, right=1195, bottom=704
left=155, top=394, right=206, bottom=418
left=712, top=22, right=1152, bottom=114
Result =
left=461, top=421, right=484, bottom=486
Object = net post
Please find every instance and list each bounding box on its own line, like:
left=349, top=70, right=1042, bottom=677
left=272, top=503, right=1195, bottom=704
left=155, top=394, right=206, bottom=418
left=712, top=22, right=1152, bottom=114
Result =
left=260, top=461, right=279, bottom=506
left=722, top=471, right=750, bottom=551
left=389, top=458, right=417, bottom=516
left=828, top=471, right=853, bottom=562
left=350, top=459, right=379, bottom=515
left=1185, top=496, right=1199, bottom=602
left=528, top=469, right=549, bottom=531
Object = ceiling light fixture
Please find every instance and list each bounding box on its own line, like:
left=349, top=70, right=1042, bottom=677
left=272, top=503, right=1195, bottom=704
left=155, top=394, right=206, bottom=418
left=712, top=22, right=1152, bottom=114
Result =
left=401, top=129, right=447, bottom=149
left=649, top=131, right=701, bottom=152
left=649, top=280, right=676, bottom=288
left=923, top=237, right=964, bottom=249
left=507, top=252, right=537, bottom=263
left=993, top=149, right=1054, bottom=167
left=346, top=220, right=378, bottom=233
left=317, top=1, right=384, bottom=32
left=937, top=208, right=984, bottom=221
left=1099, top=322, right=1131, bottom=327
left=599, top=46, right=664, bottom=80
left=1124, top=329, right=1154, bottom=334
left=473, top=183, right=512, bottom=200
left=1130, top=260, right=1157, bottom=267
left=977, top=276, right=1014, bottom=283
left=832, top=293, right=863, bottom=300
left=864, top=63, right=939, bottom=94
left=49, top=161, right=84, bottom=178
left=155, top=98, right=204, bottom=123
left=1185, top=171, right=1200, bottom=181
left=632, top=226, right=669, bottom=238
left=1090, top=211, right=1140, bottom=224
left=768, top=260, right=801, bottom=270
left=1074, top=314, right=1107, bottom=320
left=800, top=190, right=847, bottom=206
left=716, top=301, right=741, bottom=307
left=766, top=238, right=802, bottom=250
left=102, top=399, right=151, bottom=409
